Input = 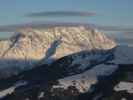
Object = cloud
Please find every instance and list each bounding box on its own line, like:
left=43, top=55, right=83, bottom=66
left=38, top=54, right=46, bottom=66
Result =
left=96, top=25, right=133, bottom=32
left=0, top=21, right=92, bottom=32
left=26, top=11, right=96, bottom=17
left=0, top=21, right=133, bottom=32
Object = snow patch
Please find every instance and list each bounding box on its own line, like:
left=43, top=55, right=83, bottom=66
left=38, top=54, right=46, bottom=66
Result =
left=53, top=64, right=118, bottom=93
left=114, top=81, right=133, bottom=94
left=38, top=92, right=45, bottom=99
left=0, top=86, right=15, bottom=99
left=0, top=80, right=28, bottom=98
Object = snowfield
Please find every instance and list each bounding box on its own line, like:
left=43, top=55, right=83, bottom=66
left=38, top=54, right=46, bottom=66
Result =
left=53, top=64, right=118, bottom=93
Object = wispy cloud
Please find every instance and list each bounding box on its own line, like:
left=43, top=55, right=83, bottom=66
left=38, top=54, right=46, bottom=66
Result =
left=26, top=11, right=96, bottom=17
left=0, top=21, right=133, bottom=32
left=0, top=21, right=94, bottom=32
left=96, top=25, right=133, bottom=32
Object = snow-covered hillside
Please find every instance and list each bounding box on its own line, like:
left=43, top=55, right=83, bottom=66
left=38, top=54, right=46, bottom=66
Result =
left=52, top=64, right=118, bottom=93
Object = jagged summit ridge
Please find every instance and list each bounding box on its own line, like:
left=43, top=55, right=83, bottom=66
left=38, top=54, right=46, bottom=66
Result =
left=0, top=26, right=116, bottom=76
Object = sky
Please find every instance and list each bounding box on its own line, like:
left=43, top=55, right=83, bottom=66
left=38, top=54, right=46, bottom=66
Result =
left=0, top=0, right=132, bottom=26
left=0, top=0, right=133, bottom=41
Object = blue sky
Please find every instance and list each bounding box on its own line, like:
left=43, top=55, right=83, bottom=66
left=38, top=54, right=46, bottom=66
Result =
left=0, top=0, right=133, bottom=41
left=0, top=0, right=132, bottom=26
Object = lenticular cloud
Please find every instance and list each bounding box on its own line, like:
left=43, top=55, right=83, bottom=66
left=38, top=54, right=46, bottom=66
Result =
left=26, top=11, right=96, bottom=17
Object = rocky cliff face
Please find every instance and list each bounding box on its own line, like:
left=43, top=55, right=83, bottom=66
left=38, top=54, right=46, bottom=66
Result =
left=0, top=26, right=116, bottom=77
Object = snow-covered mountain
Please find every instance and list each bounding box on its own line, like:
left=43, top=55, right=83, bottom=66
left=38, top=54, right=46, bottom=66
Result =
left=0, top=26, right=116, bottom=78
left=0, top=26, right=132, bottom=100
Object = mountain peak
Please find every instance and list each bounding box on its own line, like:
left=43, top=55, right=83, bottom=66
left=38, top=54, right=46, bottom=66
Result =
left=0, top=26, right=116, bottom=77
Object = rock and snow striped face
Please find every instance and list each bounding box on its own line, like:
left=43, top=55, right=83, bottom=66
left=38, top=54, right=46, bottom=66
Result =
left=0, top=26, right=116, bottom=61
